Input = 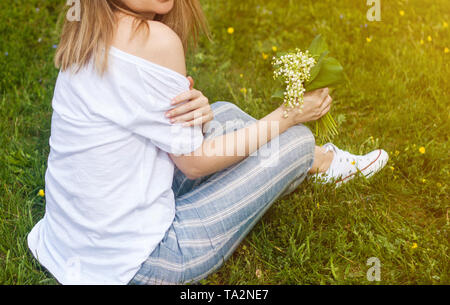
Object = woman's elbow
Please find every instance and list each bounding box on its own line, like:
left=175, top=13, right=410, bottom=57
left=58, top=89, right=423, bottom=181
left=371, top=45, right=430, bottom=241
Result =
left=170, top=155, right=210, bottom=180
left=182, top=168, right=204, bottom=180
left=174, top=161, right=205, bottom=180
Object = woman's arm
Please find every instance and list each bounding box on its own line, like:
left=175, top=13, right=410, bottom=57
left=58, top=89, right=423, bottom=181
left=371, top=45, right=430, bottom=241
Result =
left=172, top=89, right=331, bottom=179
left=171, top=106, right=294, bottom=179
left=115, top=19, right=331, bottom=179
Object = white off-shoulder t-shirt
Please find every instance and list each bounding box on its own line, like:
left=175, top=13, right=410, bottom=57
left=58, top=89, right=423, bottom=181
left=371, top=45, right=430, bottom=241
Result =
left=27, top=47, right=204, bottom=285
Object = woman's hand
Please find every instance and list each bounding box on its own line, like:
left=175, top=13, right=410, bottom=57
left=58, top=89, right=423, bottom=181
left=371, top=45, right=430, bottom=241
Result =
left=290, top=88, right=333, bottom=125
left=166, top=77, right=214, bottom=127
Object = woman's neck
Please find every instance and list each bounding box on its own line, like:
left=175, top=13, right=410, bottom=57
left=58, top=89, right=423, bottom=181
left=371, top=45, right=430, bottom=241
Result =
left=115, top=11, right=156, bottom=21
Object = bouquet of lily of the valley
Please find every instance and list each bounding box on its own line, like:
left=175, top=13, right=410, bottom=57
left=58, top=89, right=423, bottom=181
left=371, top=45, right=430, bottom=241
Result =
left=272, top=35, right=345, bottom=141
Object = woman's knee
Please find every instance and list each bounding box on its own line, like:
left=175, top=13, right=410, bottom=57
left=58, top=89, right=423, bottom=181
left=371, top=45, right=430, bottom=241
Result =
left=211, top=101, right=232, bottom=110
left=211, top=101, right=255, bottom=122
left=282, top=124, right=316, bottom=169
left=210, top=101, right=237, bottom=116
left=205, top=102, right=256, bottom=139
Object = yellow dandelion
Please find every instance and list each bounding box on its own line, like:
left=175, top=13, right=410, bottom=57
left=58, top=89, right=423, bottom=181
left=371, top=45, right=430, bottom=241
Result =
left=38, top=189, right=45, bottom=197
left=443, top=21, right=448, bottom=28
left=227, top=27, right=234, bottom=35
left=445, top=47, right=449, bottom=53
left=390, top=166, right=395, bottom=171
left=262, top=52, right=269, bottom=60
left=240, top=73, right=244, bottom=78
left=272, top=46, right=278, bottom=52
left=420, top=39, right=424, bottom=45
left=351, top=161, right=356, bottom=165
left=427, top=35, right=432, bottom=42
left=421, top=178, right=427, bottom=183
left=240, top=88, right=247, bottom=94
left=411, top=243, right=418, bottom=249
left=366, top=37, right=372, bottom=43
left=419, top=147, right=426, bottom=154
left=399, top=10, right=405, bottom=16
left=317, top=202, right=320, bottom=209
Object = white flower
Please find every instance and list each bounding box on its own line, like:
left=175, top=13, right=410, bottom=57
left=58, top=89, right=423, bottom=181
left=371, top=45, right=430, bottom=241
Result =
left=272, top=49, right=316, bottom=116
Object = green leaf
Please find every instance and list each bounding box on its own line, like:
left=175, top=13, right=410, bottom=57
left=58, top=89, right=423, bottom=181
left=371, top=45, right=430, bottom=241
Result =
left=307, top=50, right=329, bottom=84
left=271, top=89, right=285, bottom=100
left=308, top=34, right=329, bottom=57
left=305, top=57, right=344, bottom=92
left=275, top=51, right=289, bottom=57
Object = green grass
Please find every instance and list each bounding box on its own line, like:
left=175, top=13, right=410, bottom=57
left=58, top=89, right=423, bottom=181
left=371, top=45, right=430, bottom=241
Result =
left=0, top=0, right=448, bottom=285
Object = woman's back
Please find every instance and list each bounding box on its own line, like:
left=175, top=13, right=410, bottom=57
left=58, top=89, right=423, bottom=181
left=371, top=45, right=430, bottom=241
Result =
left=27, top=22, right=204, bottom=284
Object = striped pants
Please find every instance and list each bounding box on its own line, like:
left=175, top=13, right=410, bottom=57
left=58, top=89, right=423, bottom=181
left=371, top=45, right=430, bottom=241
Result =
left=129, top=102, right=316, bottom=285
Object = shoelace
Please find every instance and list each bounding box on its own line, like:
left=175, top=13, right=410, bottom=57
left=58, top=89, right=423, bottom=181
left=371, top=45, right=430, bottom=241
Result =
left=324, top=143, right=358, bottom=165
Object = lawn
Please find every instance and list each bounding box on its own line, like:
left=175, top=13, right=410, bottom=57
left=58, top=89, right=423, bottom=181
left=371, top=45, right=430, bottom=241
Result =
left=0, top=0, right=448, bottom=285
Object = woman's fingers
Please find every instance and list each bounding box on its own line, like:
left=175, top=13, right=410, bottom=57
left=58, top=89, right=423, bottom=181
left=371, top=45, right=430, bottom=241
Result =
left=170, top=105, right=211, bottom=124
left=184, top=112, right=215, bottom=127
left=313, top=95, right=332, bottom=120
left=168, top=83, right=214, bottom=127
left=326, top=95, right=333, bottom=107
left=171, top=89, right=201, bottom=106
left=319, top=89, right=330, bottom=106
left=321, top=104, right=331, bottom=117
left=321, top=95, right=332, bottom=110
left=319, top=96, right=333, bottom=117
left=316, top=88, right=329, bottom=102
left=187, top=76, right=195, bottom=90
left=168, top=78, right=214, bottom=127
left=167, top=98, right=202, bottom=118
left=167, top=93, right=208, bottom=118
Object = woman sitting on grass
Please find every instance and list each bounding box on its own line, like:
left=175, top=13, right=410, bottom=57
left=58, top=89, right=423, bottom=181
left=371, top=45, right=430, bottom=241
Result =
left=28, top=0, right=389, bottom=285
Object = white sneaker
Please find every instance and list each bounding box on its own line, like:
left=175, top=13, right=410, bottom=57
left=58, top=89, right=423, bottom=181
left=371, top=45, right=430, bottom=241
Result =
left=311, top=143, right=389, bottom=187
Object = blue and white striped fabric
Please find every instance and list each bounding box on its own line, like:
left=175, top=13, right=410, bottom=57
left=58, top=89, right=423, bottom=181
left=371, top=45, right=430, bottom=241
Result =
left=129, top=102, right=315, bottom=285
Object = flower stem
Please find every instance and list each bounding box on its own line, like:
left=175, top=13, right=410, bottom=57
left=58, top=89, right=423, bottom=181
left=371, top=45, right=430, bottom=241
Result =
left=314, top=113, right=338, bottom=143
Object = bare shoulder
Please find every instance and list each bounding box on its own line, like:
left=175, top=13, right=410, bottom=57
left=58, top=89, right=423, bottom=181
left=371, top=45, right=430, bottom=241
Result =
left=113, top=18, right=186, bottom=76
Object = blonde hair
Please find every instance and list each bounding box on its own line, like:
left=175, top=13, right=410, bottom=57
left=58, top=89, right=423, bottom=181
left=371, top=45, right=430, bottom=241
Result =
left=55, top=0, right=210, bottom=74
